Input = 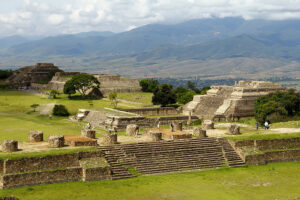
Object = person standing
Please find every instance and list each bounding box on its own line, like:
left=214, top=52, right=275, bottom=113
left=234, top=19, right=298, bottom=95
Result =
left=157, top=121, right=160, bottom=130
left=264, top=121, right=269, bottom=130
left=256, top=121, right=259, bottom=130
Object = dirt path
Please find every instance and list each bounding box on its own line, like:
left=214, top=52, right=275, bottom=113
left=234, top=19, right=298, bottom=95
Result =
left=38, top=103, right=55, bottom=115
left=269, top=128, right=300, bottom=133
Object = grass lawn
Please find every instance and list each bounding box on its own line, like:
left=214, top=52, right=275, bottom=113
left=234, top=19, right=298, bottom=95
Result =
left=1, top=162, right=300, bottom=200
left=0, top=90, right=144, bottom=115
left=117, top=92, right=154, bottom=106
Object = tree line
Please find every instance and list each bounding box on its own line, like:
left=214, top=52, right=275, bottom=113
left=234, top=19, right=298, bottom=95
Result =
left=140, top=79, right=210, bottom=107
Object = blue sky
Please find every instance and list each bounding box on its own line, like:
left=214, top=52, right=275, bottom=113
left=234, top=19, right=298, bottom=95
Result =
left=1, top=0, right=300, bottom=37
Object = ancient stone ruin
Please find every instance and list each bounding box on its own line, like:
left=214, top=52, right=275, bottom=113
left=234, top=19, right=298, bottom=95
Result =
left=183, top=81, right=285, bottom=121
left=192, top=127, right=207, bottom=138
left=102, top=134, right=118, bottom=145
left=148, top=131, right=162, bottom=141
left=1, top=140, right=18, bottom=152
left=81, top=129, right=96, bottom=139
left=6, top=63, right=59, bottom=88
left=29, top=131, right=43, bottom=142
left=227, top=124, right=240, bottom=135
left=126, top=124, right=139, bottom=136
left=202, top=120, right=214, bottom=130
left=48, top=135, right=65, bottom=148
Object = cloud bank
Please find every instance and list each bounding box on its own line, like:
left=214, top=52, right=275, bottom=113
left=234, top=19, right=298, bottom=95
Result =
left=1, top=0, right=300, bottom=36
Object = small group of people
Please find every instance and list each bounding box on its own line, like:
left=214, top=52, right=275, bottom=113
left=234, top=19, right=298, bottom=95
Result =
left=255, top=120, right=270, bottom=130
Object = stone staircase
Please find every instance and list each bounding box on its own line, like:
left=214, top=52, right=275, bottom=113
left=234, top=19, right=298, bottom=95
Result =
left=218, top=138, right=245, bottom=167
left=215, top=99, right=231, bottom=115
left=98, top=146, right=136, bottom=180
left=99, top=138, right=245, bottom=177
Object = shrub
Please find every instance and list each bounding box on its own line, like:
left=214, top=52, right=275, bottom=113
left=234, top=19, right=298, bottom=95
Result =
left=152, top=84, right=176, bottom=107
left=140, top=79, right=159, bottom=92
left=53, top=105, right=69, bottom=116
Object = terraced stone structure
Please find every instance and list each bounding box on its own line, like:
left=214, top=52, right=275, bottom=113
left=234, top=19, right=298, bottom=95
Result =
left=183, top=81, right=285, bottom=121
left=6, top=63, right=60, bottom=88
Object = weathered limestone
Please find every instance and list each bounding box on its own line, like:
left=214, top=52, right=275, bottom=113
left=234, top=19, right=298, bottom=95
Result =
left=174, top=122, right=183, bottom=131
left=227, top=124, right=240, bottom=135
left=202, top=120, right=214, bottom=130
left=29, top=131, right=43, bottom=142
left=81, top=129, right=96, bottom=139
left=103, top=134, right=118, bottom=145
left=1, top=140, right=18, bottom=152
left=126, top=124, right=139, bottom=136
left=148, top=131, right=162, bottom=142
left=193, top=127, right=207, bottom=138
left=183, top=81, right=285, bottom=121
left=48, top=135, right=64, bottom=148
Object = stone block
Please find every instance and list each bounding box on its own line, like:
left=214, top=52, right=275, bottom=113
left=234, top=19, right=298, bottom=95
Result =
left=29, top=131, right=43, bottom=142
left=202, top=120, right=214, bottom=130
left=227, top=124, right=240, bottom=135
left=81, top=129, right=96, bottom=139
left=103, top=134, right=117, bottom=145
left=48, top=135, right=64, bottom=148
left=174, top=122, right=183, bottom=131
left=126, top=124, right=139, bottom=136
left=193, top=127, right=207, bottom=138
left=148, top=131, right=162, bottom=142
left=1, top=140, right=18, bottom=152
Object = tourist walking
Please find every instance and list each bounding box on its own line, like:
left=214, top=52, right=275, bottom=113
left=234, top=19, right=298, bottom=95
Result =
left=114, top=127, right=118, bottom=134
left=157, top=121, right=160, bottom=129
left=170, top=121, right=174, bottom=132
left=49, top=114, right=52, bottom=120
left=256, top=121, right=259, bottom=130
left=264, top=121, right=269, bottom=130
left=135, top=126, right=140, bottom=137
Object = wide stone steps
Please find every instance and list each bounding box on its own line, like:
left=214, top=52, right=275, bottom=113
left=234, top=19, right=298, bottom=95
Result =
left=218, top=138, right=245, bottom=167
left=99, top=137, right=245, bottom=179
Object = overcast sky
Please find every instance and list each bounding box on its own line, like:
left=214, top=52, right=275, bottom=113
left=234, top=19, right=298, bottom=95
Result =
left=1, top=0, right=300, bottom=37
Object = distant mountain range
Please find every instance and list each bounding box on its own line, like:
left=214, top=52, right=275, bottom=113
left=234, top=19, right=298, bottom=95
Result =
left=0, top=17, right=300, bottom=79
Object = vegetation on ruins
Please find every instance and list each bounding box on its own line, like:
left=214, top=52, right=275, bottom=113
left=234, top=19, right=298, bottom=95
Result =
left=109, top=91, right=118, bottom=108
left=152, top=84, right=176, bottom=107
left=50, top=90, right=60, bottom=99
left=139, top=79, right=159, bottom=92
left=53, top=105, right=69, bottom=116
left=66, top=73, right=100, bottom=97
left=0, top=69, right=13, bottom=80
left=254, top=89, right=300, bottom=124
left=175, top=87, right=196, bottom=104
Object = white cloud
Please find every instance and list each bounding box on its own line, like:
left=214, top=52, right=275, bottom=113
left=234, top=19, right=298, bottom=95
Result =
left=48, top=14, right=64, bottom=25
left=1, top=0, right=300, bottom=36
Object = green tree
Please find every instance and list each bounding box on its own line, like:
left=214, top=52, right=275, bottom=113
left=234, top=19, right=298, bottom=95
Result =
left=139, top=79, right=159, bottom=92
left=68, top=73, right=100, bottom=97
left=175, top=86, right=195, bottom=104
left=187, top=81, right=200, bottom=93
left=30, top=104, right=39, bottom=112
left=152, top=84, right=176, bottom=107
left=50, top=90, right=60, bottom=99
left=254, top=89, right=300, bottom=124
left=109, top=91, right=118, bottom=108
left=63, top=79, right=76, bottom=99
left=0, top=70, right=13, bottom=80
left=200, top=86, right=211, bottom=95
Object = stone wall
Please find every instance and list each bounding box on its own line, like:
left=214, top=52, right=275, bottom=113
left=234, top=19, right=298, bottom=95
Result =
left=82, top=166, right=111, bottom=181
left=233, top=138, right=300, bottom=151
left=1, top=167, right=82, bottom=189
left=3, top=151, right=102, bottom=174
left=105, top=115, right=199, bottom=129
left=119, top=107, right=178, bottom=116
left=0, top=160, right=3, bottom=174
left=244, top=150, right=300, bottom=165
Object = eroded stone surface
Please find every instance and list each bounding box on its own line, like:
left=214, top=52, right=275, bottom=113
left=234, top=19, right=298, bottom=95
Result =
left=1, top=140, right=18, bottom=152
left=193, top=127, right=207, bottom=138
left=48, top=135, right=64, bottom=148
left=102, top=134, right=118, bottom=145
left=227, top=124, right=240, bottom=135
left=29, top=131, right=43, bottom=142
left=126, top=124, right=139, bottom=136
left=81, top=129, right=96, bottom=139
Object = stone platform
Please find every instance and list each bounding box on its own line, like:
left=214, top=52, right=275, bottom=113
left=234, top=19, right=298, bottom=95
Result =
left=64, top=135, right=97, bottom=147
left=148, top=128, right=192, bottom=140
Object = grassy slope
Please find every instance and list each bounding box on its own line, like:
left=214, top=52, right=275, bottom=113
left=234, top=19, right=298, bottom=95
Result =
left=1, top=162, right=300, bottom=200
left=0, top=90, right=153, bottom=142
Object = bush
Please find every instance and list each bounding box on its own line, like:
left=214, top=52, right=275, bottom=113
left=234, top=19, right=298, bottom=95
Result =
left=0, top=70, right=13, bottom=80
left=190, top=119, right=202, bottom=126
left=53, top=105, right=69, bottom=116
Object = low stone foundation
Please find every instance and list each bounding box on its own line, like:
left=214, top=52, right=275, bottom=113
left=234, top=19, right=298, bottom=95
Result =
left=48, top=135, right=64, bottom=148
left=64, top=135, right=97, bottom=147
left=148, top=132, right=162, bottom=141
left=82, top=166, right=111, bottom=181
left=81, top=129, right=96, bottom=139
left=29, top=131, right=43, bottom=142
left=102, top=134, right=118, bottom=145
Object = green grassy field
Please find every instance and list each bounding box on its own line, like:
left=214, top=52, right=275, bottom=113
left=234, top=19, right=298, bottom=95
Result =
left=1, top=162, right=300, bottom=200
